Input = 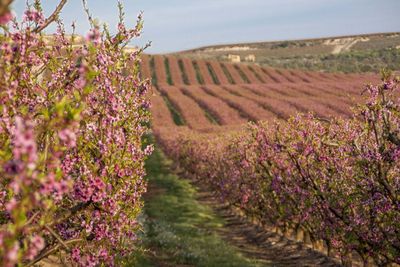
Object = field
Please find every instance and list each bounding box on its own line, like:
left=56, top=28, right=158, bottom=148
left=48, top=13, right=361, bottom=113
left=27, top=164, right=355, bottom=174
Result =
left=1, top=1, right=399, bottom=265
left=140, top=53, right=400, bottom=266
left=177, top=32, right=400, bottom=73
left=143, top=54, right=380, bottom=131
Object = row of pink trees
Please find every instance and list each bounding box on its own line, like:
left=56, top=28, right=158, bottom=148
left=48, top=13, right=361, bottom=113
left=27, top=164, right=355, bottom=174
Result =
left=157, top=74, right=400, bottom=265
left=0, top=1, right=152, bottom=265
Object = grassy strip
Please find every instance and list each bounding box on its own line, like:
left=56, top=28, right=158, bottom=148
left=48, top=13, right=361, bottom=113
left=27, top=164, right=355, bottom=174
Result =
left=220, top=63, right=235, bottom=84
left=248, top=66, right=265, bottom=83
left=161, top=94, right=185, bottom=126
left=129, top=143, right=263, bottom=267
left=204, top=111, right=220, bottom=125
left=149, top=56, right=158, bottom=86
left=181, top=89, right=220, bottom=125
left=178, top=59, right=190, bottom=85
left=192, top=61, right=205, bottom=84
left=260, top=68, right=280, bottom=83
left=206, top=62, right=220, bottom=85
left=164, top=57, right=173, bottom=85
left=221, top=86, right=242, bottom=97
left=201, top=86, right=252, bottom=122
left=234, top=65, right=250, bottom=83
left=222, top=86, right=286, bottom=120
left=274, top=69, right=295, bottom=83
left=138, top=58, right=144, bottom=80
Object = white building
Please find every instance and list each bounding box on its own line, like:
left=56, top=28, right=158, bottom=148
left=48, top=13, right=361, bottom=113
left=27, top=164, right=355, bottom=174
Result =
left=245, top=54, right=256, bottom=62
left=227, top=54, right=241, bottom=63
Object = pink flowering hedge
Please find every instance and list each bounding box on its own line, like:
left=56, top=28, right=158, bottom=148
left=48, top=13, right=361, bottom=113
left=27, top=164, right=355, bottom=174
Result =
left=158, top=75, right=400, bottom=265
left=0, top=2, right=152, bottom=266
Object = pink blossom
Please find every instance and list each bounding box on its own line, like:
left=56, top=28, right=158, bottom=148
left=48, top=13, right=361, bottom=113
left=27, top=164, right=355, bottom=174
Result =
left=144, top=144, right=154, bottom=156
left=3, top=160, right=23, bottom=175
left=86, top=27, right=101, bottom=44
left=71, top=247, right=81, bottom=262
left=0, top=11, right=13, bottom=24
left=158, top=78, right=400, bottom=264
left=23, top=9, right=44, bottom=24
left=25, top=235, right=45, bottom=260
left=58, top=128, right=77, bottom=148
left=6, top=242, right=19, bottom=264
left=0, top=2, right=150, bottom=265
left=12, top=117, right=37, bottom=163
left=5, top=197, right=17, bottom=212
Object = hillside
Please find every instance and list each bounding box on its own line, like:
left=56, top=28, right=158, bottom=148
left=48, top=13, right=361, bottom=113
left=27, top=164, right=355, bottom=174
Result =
left=175, top=32, right=400, bottom=74
left=140, top=54, right=380, bottom=133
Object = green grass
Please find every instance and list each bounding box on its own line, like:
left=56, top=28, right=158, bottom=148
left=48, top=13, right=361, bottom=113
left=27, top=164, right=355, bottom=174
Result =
left=178, top=59, right=190, bottom=85
left=248, top=66, right=264, bottom=83
left=220, top=63, right=235, bottom=84
left=127, top=142, right=264, bottom=267
left=192, top=61, right=205, bottom=84
left=164, top=57, right=173, bottom=85
left=206, top=62, right=220, bottom=84
left=181, top=90, right=220, bottom=125
left=149, top=56, right=158, bottom=86
left=203, top=110, right=219, bottom=125
left=234, top=65, right=250, bottom=83
left=160, top=94, right=185, bottom=126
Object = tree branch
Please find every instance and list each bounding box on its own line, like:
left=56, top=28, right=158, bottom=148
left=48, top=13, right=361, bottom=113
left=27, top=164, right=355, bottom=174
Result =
left=388, top=132, right=400, bottom=146
left=44, top=225, right=70, bottom=251
left=33, top=0, right=68, bottom=33
left=27, top=201, right=92, bottom=233
left=24, top=238, right=82, bottom=267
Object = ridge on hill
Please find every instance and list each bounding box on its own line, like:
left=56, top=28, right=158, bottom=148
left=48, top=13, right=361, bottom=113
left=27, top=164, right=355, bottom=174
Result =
left=174, top=32, right=400, bottom=74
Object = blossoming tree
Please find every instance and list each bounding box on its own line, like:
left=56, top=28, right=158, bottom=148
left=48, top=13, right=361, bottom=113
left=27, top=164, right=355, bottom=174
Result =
left=157, top=73, right=400, bottom=266
left=0, top=0, right=152, bottom=265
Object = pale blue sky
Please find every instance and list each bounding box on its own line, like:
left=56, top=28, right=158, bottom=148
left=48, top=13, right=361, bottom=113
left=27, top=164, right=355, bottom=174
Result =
left=12, top=0, right=400, bottom=54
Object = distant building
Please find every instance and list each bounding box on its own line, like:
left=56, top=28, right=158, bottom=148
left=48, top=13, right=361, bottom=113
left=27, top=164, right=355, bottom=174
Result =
left=245, top=54, right=256, bottom=62
left=227, top=54, right=241, bottom=63
left=43, top=34, right=85, bottom=45
left=123, top=47, right=138, bottom=54
left=42, top=34, right=137, bottom=52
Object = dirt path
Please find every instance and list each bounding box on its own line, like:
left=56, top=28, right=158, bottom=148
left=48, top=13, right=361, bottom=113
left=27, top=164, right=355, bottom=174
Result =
left=137, top=144, right=342, bottom=267
left=196, top=189, right=341, bottom=267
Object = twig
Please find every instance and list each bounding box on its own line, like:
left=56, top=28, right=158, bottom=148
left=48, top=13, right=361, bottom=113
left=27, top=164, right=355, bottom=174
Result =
left=44, top=225, right=70, bottom=251
left=33, top=0, right=67, bottom=33
left=388, top=132, right=400, bottom=146
left=81, top=0, right=94, bottom=27
left=27, top=201, right=92, bottom=232
left=24, top=238, right=82, bottom=267
left=23, top=211, right=40, bottom=227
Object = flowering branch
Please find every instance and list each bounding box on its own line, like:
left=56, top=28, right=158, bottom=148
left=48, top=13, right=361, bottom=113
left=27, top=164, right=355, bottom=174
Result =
left=33, top=0, right=68, bottom=33
left=44, top=225, right=70, bottom=251
left=27, top=201, right=92, bottom=233
left=0, top=1, right=151, bottom=265
left=158, top=77, right=400, bottom=265
left=25, top=238, right=83, bottom=267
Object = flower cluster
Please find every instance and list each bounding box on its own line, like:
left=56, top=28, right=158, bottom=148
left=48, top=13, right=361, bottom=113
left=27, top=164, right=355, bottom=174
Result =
left=157, top=76, right=400, bottom=265
left=0, top=1, right=151, bottom=266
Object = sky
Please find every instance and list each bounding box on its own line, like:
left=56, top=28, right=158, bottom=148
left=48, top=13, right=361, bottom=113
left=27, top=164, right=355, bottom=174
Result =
left=12, top=0, right=400, bottom=54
